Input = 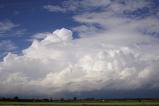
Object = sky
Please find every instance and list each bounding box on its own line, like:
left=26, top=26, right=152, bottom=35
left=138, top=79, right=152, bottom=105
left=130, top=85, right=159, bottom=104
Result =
left=0, top=0, right=159, bottom=99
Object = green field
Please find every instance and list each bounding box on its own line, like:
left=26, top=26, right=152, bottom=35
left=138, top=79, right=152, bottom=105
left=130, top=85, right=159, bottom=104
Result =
left=1, top=101, right=159, bottom=106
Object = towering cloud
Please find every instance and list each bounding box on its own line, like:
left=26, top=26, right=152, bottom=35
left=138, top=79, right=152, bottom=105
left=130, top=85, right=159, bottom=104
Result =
left=0, top=0, right=159, bottom=98
left=0, top=26, right=159, bottom=98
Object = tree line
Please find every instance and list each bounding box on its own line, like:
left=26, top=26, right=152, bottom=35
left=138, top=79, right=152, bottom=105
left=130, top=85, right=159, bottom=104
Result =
left=0, top=96, right=159, bottom=102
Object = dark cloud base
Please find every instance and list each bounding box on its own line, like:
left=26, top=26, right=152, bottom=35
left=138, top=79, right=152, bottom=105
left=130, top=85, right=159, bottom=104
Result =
left=1, top=89, right=159, bottom=99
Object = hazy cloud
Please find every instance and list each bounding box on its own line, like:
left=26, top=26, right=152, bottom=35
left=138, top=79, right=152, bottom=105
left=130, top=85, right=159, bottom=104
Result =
left=44, top=0, right=111, bottom=12
left=44, top=5, right=66, bottom=12
left=0, top=20, right=19, bottom=34
left=0, top=40, right=17, bottom=52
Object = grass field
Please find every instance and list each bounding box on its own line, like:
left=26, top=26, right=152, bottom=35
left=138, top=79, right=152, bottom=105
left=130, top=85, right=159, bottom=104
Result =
left=1, top=101, right=159, bottom=106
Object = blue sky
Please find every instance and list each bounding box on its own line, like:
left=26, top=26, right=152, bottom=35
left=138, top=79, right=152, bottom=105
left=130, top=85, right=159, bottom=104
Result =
left=0, top=0, right=159, bottom=57
left=0, top=0, right=159, bottom=98
left=0, top=0, right=78, bottom=58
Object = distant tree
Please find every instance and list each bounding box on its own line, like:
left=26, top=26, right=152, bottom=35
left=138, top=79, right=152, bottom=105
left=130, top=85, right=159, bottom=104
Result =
left=60, top=98, right=64, bottom=101
left=73, top=97, right=77, bottom=101
left=2, top=97, right=6, bottom=101
left=42, top=98, right=49, bottom=102
left=138, top=99, right=142, bottom=102
left=13, top=96, right=19, bottom=101
left=49, top=98, right=53, bottom=102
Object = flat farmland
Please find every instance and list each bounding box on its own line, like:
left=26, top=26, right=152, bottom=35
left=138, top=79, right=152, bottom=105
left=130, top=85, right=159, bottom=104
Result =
left=0, top=101, right=159, bottom=106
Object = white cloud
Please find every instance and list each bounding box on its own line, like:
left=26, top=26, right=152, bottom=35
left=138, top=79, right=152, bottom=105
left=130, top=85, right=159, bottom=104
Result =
left=0, top=0, right=159, bottom=98
left=72, top=1, right=159, bottom=38
left=0, top=26, right=159, bottom=97
left=72, top=25, right=102, bottom=38
left=32, top=32, right=50, bottom=40
left=105, top=0, right=150, bottom=14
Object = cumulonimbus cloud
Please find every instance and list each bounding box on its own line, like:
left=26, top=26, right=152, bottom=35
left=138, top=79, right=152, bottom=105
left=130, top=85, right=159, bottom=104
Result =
left=0, top=26, right=159, bottom=98
left=1, top=0, right=159, bottom=98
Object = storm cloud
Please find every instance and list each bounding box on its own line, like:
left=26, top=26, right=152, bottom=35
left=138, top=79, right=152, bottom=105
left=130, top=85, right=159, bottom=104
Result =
left=0, top=0, right=159, bottom=98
